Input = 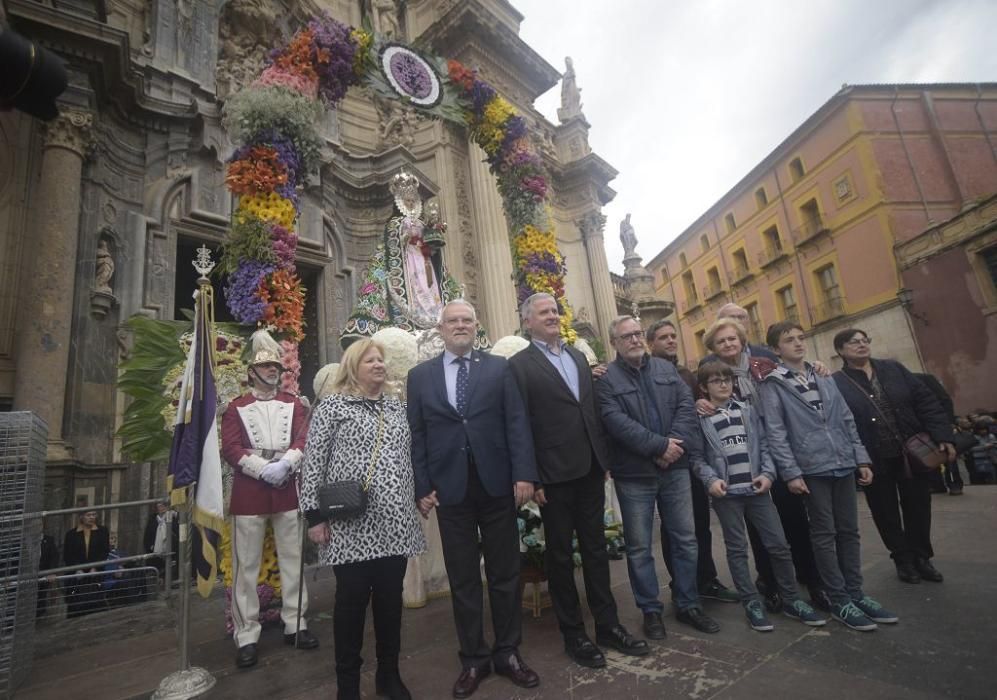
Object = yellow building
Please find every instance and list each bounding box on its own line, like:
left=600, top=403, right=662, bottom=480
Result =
left=646, top=83, right=997, bottom=370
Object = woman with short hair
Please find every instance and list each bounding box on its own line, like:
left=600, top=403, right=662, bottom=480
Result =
left=831, top=328, right=955, bottom=585
left=300, top=339, right=426, bottom=700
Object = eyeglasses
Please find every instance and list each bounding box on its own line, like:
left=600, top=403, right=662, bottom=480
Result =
left=615, top=330, right=645, bottom=343
left=707, top=377, right=733, bottom=386
left=844, top=336, right=872, bottom=346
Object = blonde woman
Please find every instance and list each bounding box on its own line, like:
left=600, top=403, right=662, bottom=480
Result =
left=300, top=339, right=426, bottom=700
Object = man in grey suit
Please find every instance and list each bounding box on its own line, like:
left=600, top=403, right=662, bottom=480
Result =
left=407, top=300, right=539, bottom=699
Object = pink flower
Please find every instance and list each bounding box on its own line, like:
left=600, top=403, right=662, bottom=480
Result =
left=252, top=66, right=319, bottom=100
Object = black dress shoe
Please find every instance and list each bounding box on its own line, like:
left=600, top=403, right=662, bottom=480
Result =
left=809, top=586, right=833, bottom=613
left=676, top=607, right=721, bottom=633
left=235, top=643, right=258, bottom=669
left=284, top=629, right=320, bottom=649
left=915, top=558, right=944, bottom=582
left=596, top=624, right=650, bottom=656
left=453, top=665, right=490, bottom=699
left=564, top=635, right=606, bottom=668
left=896, top=561, right=922, bottom=584
left=643, top=611, right=667, bottom=640
left=495, top=653, right=540, bottom=689
left=756, top=578, right=783, bottom=613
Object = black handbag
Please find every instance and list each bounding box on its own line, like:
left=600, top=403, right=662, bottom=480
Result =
left=317, top=405, right=385, bottom=521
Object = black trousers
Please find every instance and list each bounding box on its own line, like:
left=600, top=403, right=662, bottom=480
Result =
left=661, top=476, right=718, bottom=588
left=437, top=463, right=522, bottom=670
left=332, top=555, right=407, bottom=689
left=750, top=478, right=822, bottom=590
left=541, top=464, right=618, bottom=638
left=864, top=456, right=934, bottom=563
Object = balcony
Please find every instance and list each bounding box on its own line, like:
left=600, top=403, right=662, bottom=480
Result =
left=681, top=296, right=702, bottom=315
left=793, top=218, right=831, bottom=246
left=812, top=296, right=845, bottom=324
left=730, top=263, right=754, bottom=284
left=758, top=241, right=789, bottom=268
left=702, top=281, right=726, bottom=301
left=781, top=307, right=800, bottom=324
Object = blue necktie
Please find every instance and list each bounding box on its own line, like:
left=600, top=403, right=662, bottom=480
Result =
left=454, top=356, right=469, bottom=416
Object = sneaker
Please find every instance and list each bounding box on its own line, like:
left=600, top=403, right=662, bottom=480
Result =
left=782, top=599, right=827, bottom=626
left=744, top=600, right=774, bottom=632
left=832, top=601, right=877, bottom=631
left=700, top=579, right=740, bottom=603
left=948, top=484, right=964, bottom=495
left=852, top=596, right=899, bottom=624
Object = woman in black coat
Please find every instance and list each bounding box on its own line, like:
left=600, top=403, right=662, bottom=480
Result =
left=832, top=329, right=955, bottom=585
left=63, top=510, right=111, bottom=617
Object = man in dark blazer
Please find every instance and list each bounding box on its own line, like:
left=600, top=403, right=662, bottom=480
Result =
left=407, top=300, right=540, bottom=699
left=509, top=293, right=648, bottom=668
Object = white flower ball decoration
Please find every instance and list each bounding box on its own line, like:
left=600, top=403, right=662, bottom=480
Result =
left=572, top=338, right=599, bottom=367
left=372, top=327, right=419, bottom=382
left=313, top=363, right=340, bottom=401
left=490, top=335, right=530, bottom=359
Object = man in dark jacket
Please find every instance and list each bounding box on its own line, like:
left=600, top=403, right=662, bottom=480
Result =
left=646, top=319, right=738, bottom=605
left=510, top=293, right=648, bottom=667
left=597, top=315, right=719, bottom=637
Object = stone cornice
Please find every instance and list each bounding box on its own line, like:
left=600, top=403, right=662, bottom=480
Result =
left=43, top=109, right=95, bottom=156
left=322, top=144, right=440, bottom=205
left=8, top=0, right=198, bottom=122
left=551, top=153, right=619, bottom=207
left=895, top=194, right=997, bottom=269
left=414, top=0, right=560, bottom=101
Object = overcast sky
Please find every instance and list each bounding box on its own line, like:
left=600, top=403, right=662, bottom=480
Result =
left=516, top=0, right=997, bottom=273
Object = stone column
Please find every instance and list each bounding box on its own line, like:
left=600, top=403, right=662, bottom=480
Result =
left=578, top=211, right=617, bottom=351
left=466, top=143, right=518, bottom=338
left=13, top=110, right=94, bottom=461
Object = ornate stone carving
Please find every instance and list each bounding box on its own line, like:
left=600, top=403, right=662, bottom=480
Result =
left=43, top=111, right=95, bottom=157
left=619, top=213, right=638, bottom=258
left=216, top=0, right=280, bottom=100
left=91, top=237, right=118, bottom=319
left=371, top=0, right=403, bottom=40
left=453, top=152, right=478, bottom=304
left=372, top=93, right=419, bottom=149
left=557, top=56, right=583, bottom=122
left=577, top=211, right=607, bottom=240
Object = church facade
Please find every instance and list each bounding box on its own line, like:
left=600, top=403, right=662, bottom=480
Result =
left=0, top=0, right=620, bottom=526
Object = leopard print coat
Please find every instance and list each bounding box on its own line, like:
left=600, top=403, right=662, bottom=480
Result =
left=299, top=394, right=426, bottom=566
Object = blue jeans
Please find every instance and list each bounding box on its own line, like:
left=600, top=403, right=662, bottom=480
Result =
left=615, top=468, right=699, bottom=613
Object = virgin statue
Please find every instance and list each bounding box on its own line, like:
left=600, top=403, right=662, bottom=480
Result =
left=340, top=170, right=489, bottom=349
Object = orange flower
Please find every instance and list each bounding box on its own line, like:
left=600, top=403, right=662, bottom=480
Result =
left=257, top=269, right=306, bottom=342
left=225, top=146, right=289, bottom=196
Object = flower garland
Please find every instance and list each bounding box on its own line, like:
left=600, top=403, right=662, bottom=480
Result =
left=220, top=12, right=581, bottom=353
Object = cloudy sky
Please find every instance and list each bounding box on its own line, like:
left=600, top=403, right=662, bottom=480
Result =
left=516, top=0, right=997, bottom=272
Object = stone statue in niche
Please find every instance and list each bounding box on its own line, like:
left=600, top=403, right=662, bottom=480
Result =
left=216, top=0, right=280, bottom=100
left=557, top=56, right=583, bottom=122
left=373, top=93, right=418, bottom=149
left=620, top=213, right=638, bottom=258
left=90, top=238, right=118, bottom=319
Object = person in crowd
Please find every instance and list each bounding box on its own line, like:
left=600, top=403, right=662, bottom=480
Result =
left=646, top=319, right=738, bottom=605
left=762, top=322, right=897, bottom=631
left=221, top=334, right=317, bottom=669
left=915, top=372, right=964, bottom=495
left=700, top=317, right=826, bottom=612
left=701, top=304, right=778, bottom=363
left=143, top=500, right=179, bottom=582
left=37, top=533, right=58, bottom=618
left=693, top=360, right=825, bottom=632
left=596, top=315, right=720, bottom=636
left=63, top=510, right=111, bottom=617
left=103, top=533, right=144, bottom=607
left=300, top=339, right=426, bottom=700
left=407, top=300, right=540, bottom=699
left=968, top=420, right=997, bottom=483
left=832, top=328, right=955, bottom=585
left=510, top=293, right=648, bottom=666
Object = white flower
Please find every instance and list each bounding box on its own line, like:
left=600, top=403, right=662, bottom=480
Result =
left=489, top=335, right=529, bottom=359
left=372, top=327, right=419, bottom=382
left=572, top=338, right=599, bottom=366
left=313, top=363, right=340, bottom=401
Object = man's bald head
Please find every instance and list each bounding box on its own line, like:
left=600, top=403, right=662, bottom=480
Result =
left=717, top=303, right=749, bottom=325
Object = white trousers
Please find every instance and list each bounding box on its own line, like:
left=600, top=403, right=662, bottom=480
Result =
left=230, top=510, right=308, bottom=647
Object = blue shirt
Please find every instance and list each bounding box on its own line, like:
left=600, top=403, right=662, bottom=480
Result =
left=442, top=349, right=473, bottom=410
left=531, top=339, right=580, bottom=401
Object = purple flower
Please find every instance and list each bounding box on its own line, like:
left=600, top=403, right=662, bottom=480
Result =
left=389, top=52, right=433, bottom=98
left=270, top=224, right=297, bottom=270
left=470, top=80, right=496, bottom=116
left=225, top=259, right=274, bottom=324
left=232, top=130, right=304, bottom=189
left=308, top=13, right=361, bottom=105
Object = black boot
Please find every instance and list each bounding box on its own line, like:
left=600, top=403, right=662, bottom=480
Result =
left=375, top=664, right=412, bottom=700
left=336, top=672, right=361, bottom=700
left=895, top=560, right=921, bottom=584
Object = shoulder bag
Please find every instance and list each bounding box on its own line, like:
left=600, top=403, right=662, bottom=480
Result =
left=839, top=372, right=945, bottom=475
left=317, top=405, right=385, bottom=521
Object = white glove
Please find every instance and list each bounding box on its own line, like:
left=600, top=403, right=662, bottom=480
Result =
left=261, top=459, right=291, bottom=485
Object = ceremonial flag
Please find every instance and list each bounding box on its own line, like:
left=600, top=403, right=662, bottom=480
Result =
left=166, top=285, right=225, bottom=598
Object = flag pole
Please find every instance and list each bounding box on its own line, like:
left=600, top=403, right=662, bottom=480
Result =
left=153, top=250, right=217, bottom=700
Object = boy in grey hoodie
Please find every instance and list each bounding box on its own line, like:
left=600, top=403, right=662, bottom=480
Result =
left=693, top=360, right=825, bottom=632
left=760, top=322, right=897, bottom=632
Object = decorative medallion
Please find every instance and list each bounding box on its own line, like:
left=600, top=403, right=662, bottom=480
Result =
left=378, top=44, right=442, bottom=107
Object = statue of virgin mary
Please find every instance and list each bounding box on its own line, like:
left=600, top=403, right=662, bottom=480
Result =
left=340, top=170, right=489, bottom=349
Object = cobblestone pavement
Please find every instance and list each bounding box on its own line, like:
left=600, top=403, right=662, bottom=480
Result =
left=16, top=486, right=997, bottom=699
